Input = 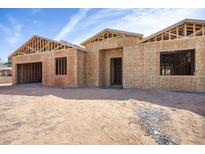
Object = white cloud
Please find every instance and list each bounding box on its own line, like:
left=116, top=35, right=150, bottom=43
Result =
left=111, top=9, right=203, bottom=36
left=65, top=8, right=204, bottom=44
left=55, top=8, right=90, bottom=41
left=0, top=16, right=23, bottom=45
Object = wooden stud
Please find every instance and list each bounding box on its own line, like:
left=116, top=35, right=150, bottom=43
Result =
left=161, top=34, right=163, bottom=41
left=184, top=24, right=187, bottom=37
left=176, top=27, right=179, bottom=38
left=193, top=24, right=196, bottom=36
left=168, top=31, right=171, bottom=40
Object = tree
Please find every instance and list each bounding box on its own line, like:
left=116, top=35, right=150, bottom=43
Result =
left=0, top=58, right=4, bottom=67
left=4, top=61, right=12, bottom=67
left=0, top=58, right=11, bottom=67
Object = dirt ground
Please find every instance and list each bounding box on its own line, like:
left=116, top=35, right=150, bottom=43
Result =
left=0, top=83, right=204, bottom=144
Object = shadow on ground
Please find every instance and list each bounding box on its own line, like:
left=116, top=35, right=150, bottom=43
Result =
left=0, top=83, right=205, bottom=116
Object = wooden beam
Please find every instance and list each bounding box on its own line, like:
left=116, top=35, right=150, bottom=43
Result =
left=193, top=24, right=196, bottom=36
left=165, top=32, right=183, bottom=38
left=26, top=46, right=37, bottom=53
left=53, top=44, right=63, bottom=51
left=169, top=31, right=171, bottom=40
left=189, top=29, right=202, bottom=37
left=184, top=24, right=187, bottom=37
left=40, top=42, right=50, bottom=52
left=176, top=27, right=179, bottom=38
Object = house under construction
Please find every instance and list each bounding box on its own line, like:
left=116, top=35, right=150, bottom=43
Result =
left=10, top=19, right=205, bottom=92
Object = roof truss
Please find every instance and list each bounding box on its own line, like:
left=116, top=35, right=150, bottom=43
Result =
left=80, top=28, right=143, bottom=45
left=141, top=19, right=205, bottom=43
left=10, top=35, right=86, bottom=57
left=83, top=31, right=125, bottom=45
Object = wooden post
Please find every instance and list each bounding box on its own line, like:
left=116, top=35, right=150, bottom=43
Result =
left=202, top=24, right=205, bottom=36
left=193, top=24, right=196, bottom=36
left=176, top=27, right=179, bottom=38
left=161, top=34, right=163, bottom=41
left=184, top=24, right=187, bottom=37
left=169, top=31, right=171, bottom=40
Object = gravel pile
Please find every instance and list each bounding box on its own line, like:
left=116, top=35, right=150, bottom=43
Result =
left=136, top=108, right=177, bottom=145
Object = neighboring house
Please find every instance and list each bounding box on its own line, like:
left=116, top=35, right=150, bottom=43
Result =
left=9, top=19, right=205, bottom=91
left=0, top=67, right=12, bottom=76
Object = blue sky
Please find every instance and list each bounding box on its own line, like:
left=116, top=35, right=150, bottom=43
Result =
left=0, top=8, right=205, bottom=61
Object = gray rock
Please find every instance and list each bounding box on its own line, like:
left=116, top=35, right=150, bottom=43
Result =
left=135, top=108, right=177, bottom=145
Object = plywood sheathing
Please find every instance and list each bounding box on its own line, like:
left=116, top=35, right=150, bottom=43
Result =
left=84, top=35, right=142, bottom=87
left=12, top=48, right=86, bottom=87
left=77, top=50, right=87, bottom=87
left=99, top=48, right=123, bottom=87
left=125, top=36, right=205, bottom=92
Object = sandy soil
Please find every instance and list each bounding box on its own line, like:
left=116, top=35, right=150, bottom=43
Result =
left=0, top=83, right=204, bottom=144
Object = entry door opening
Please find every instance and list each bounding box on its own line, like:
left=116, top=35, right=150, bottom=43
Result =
left=17, top=62, right=42, bottom=84
left=110, top=57, right=122, bottom=85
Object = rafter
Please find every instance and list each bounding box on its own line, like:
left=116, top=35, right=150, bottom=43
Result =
left=141, top=19, right=205, bottom=43
left=10, top=35, right=85, bottom=57
left=80, top=28, right=143, bottom=45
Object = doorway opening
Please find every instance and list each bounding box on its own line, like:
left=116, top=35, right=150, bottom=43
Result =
left=110, top=57, right=122, bottom=86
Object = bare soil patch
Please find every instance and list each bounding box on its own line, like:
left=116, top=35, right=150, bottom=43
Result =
left=0, top=84, right=204, bottom=144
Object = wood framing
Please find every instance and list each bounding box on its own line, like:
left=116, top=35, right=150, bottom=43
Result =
left=10, top=18, right=205, bottom=92
left=141, top=19, right=205, bottom=43
left=9, top=35, right=86, bottom=57
left=80, top=28, right=143, bottom=46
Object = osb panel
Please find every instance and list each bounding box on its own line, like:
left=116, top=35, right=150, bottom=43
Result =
left=77, top=50, right=87, bottom=87
left=196, top=48, right=205, bottom=76
left=84, top=36, right=140, bottom=87
left=196, top=77, right=205, bottom=91
left=105, top=49, right=123, bottom=86
left=12, top=48, right=80, bottom=87
left=98, top=50, right=105, bottom=87
left=123, top=46, right=146, bottom=88
left=159, top=38, right=196, bottom=51
left=124, top=36, right=205, bottom=92
left=98, top=48, right=123, bottom=87
left=12, top=34, right=205, bottom=92
left=195, top=36, right=205, bottom=48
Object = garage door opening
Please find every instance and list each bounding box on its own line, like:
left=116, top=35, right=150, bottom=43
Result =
left=17, top=62, right=42, bottom=84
